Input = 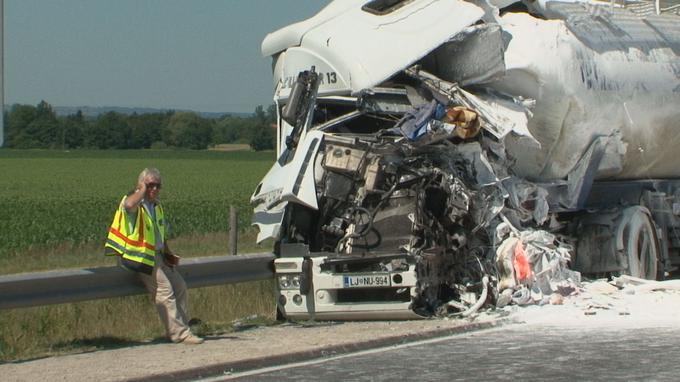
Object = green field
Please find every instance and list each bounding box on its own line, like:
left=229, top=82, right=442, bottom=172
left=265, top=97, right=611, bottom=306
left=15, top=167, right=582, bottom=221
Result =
left=0, top=149, right=275, bottom=264
left=0, top=149, right=280, bottom=361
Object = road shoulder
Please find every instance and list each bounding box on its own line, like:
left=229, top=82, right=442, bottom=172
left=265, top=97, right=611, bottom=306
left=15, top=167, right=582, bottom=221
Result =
left=1, top=316, right=506, bottom=382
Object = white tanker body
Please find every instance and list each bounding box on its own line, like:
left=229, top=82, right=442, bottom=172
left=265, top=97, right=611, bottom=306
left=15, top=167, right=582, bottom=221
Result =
left=495, top=6, right=680, bottom=181
left=252, top=0, right=680, bottom=320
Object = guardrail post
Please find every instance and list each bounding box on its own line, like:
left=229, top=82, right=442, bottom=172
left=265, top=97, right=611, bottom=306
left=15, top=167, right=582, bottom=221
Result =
left=229, top=206, right=238, bottom=256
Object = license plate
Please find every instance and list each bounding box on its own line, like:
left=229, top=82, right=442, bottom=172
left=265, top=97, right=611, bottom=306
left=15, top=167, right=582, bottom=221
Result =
left=343, top=274, right=391, bottom=288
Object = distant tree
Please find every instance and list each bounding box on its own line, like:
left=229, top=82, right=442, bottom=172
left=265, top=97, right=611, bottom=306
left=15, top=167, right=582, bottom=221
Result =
left=254, top=105, right=267, bottom=124
left=159, top=110, right=175, bottom=145
left=166, top=112, right=212, bottom=149
left=266, top=103, right=278, bottom=149
left=5, top=101, right=60, bottom=148
left=249, top=105, right=275, bottom=151
left=35, top=100, right=54, bottom=118
left=4, top=102, right=273, bottom=150
left=86, top=112, right=129, bottom=149
left=6, top=104, right=38, bottom=148
left=33, top=100, right=60, bottom=148
left=211, top=119, right=233, bottom=144
left=128, top=112, right=169, bottom=149
left=213, top=115, right=251, bottom=144
left=61, top=110, right=87, bottom=149
left=27, top=119, right=58, bottom=148
left=266, top=104, right=277, bottom=125
left=127, top=112, right=145, bottom=149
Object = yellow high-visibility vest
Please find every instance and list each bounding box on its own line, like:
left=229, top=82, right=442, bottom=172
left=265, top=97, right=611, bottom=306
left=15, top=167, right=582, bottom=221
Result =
left=104, top=196, right=166, bottom=268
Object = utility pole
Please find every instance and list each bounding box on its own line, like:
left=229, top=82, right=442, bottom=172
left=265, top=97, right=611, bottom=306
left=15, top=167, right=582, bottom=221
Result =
left=0, top=0, right=4, bottom=147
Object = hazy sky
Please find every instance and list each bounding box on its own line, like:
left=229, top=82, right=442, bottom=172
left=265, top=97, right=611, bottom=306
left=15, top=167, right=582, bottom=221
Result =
left=5, top=0, right=332, bottom=113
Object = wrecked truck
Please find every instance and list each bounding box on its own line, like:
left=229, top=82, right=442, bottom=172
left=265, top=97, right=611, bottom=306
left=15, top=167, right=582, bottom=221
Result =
left=251, top=0, right=680, bottom=319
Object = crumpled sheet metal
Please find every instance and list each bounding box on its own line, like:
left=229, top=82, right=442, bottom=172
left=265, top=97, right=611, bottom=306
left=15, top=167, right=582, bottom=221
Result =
left=495, top=221, right=581, bottom=305
left=392, top=100, right=482, bottom=143
left=503, top=178, right=550, bottom=225
left=404, top=67, right=537, bottom=142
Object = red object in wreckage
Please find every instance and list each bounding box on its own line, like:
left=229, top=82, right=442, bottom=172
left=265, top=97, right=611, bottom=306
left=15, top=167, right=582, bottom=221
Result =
left=513, top=240, right=532, bottom=282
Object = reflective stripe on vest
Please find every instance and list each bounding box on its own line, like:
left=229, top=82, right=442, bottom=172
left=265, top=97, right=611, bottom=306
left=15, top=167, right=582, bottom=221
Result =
left=104, top=196, right=166, bottom=268
left=105, top=239, right=156, bottom=264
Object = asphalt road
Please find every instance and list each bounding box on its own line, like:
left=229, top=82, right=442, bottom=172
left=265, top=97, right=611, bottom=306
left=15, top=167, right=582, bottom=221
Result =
left=5, top=280, right=678, bottom=382
left=220, top=323, right=680, bottom=381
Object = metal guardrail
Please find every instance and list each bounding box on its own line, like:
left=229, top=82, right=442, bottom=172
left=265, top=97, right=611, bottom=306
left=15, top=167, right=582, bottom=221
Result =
left=661, top=3, right=680, bottom=12
left=0, top=253, right=275, bottom=310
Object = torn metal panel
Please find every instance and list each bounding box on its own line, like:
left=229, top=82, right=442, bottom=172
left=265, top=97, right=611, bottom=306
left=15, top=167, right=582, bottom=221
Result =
left=260, top=131, right=324, bottom=210
left=405, top=67, right=535, bottom=140
left=421, top=23, right=506, bottom=86
left=358, top=88, right=414, bottom=116
left=252, top=203, right=286, bottom=243
left=456, top=87, right=535, bottom=141
left=250, top=130, right=325, bottom=243
left=503, top=178, right=550, bottom=225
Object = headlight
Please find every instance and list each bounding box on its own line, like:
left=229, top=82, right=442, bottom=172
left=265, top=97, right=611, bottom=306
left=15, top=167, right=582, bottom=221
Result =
left=278, top=274, right=303, bottom=290
left=279, top=275, right=291, bottom=289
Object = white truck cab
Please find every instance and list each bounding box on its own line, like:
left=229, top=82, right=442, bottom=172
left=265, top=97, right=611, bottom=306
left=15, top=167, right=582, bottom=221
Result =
left=252, top=0, right=680, bottom=320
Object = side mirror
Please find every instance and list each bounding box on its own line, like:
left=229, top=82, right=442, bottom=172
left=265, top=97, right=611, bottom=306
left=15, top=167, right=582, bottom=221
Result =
left=281, top=76, right=306, bottom=126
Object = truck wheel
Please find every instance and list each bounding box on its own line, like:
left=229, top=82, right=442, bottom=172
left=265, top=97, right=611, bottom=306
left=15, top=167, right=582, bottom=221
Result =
left=619, top=207, right=658, bottom=280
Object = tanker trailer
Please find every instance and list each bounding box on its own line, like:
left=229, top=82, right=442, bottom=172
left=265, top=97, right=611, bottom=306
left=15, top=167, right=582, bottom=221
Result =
left=251, top=0, right=680, bottom=319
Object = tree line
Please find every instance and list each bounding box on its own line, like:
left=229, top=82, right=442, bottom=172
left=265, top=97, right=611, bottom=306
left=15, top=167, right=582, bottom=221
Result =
left=3, top=100, right=277, bottom=151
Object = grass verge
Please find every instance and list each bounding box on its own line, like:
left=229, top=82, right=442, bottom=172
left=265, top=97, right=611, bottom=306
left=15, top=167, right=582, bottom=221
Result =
left=0, top=229, right=276, bottom=362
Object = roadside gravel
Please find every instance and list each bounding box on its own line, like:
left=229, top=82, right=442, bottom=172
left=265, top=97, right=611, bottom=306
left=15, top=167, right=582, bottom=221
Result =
left=4, top=278, right=679, bottom=382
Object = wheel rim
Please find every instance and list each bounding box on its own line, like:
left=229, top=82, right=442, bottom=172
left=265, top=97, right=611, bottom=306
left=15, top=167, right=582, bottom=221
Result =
left=623, top=209, right=658, bottom=280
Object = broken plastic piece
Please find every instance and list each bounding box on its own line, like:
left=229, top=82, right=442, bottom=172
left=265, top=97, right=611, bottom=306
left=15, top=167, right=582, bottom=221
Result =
left=513, top=240, right=532, bottom=282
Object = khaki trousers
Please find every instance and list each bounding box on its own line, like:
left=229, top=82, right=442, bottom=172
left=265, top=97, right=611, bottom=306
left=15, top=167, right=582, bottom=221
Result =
left=139, top=260, right=191, bottom=342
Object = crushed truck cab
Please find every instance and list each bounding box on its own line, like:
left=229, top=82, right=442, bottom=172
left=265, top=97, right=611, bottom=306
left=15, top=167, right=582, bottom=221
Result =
left=252, top=0, right=680, bottom=320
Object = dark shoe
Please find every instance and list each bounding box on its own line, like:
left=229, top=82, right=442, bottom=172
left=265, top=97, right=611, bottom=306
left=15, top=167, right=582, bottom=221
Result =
left=188, top=318, right=202, bottom=326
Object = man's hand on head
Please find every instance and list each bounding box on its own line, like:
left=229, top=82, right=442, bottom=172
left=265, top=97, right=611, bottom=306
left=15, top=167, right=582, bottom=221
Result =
left=125, top=180, right=148, bottom=211
left=138, top=179, right=148, bottom=194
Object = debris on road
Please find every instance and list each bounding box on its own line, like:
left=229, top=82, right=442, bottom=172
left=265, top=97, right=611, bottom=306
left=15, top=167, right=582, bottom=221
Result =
left=503, top=275, right=680, bottom=324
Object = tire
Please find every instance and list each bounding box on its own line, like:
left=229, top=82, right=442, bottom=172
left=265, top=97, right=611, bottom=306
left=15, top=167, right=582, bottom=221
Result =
left=620, top=208, right=659, bottom=280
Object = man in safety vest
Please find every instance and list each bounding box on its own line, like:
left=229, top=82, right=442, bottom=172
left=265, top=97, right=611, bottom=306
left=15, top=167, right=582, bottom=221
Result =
left=105, top=167, right=204, bottom=344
